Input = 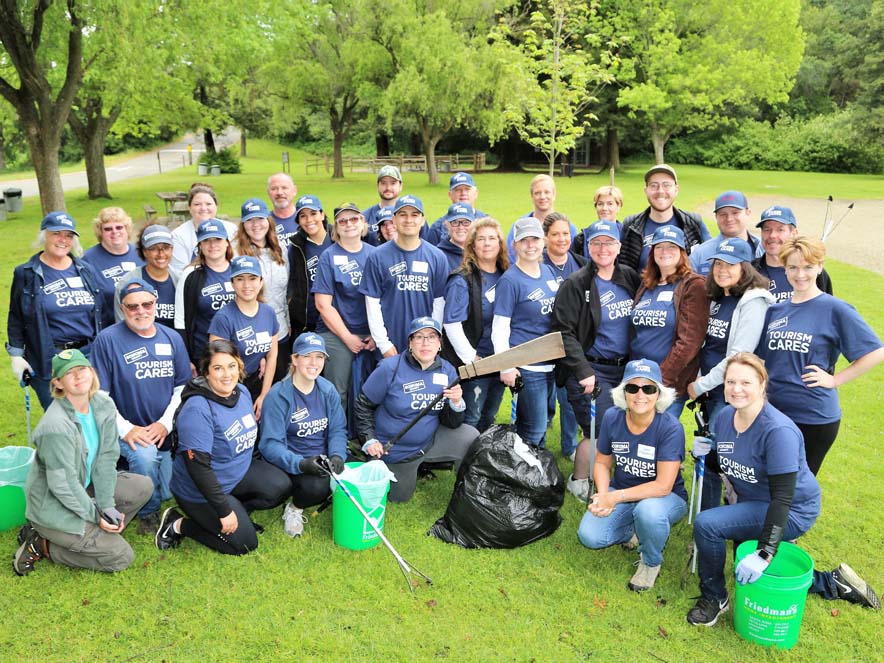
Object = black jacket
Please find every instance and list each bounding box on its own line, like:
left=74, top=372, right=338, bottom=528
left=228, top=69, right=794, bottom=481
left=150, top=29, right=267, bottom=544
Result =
left=619, top=207, right=707, bottom=271
left=286, top=222, right=333, bottom=336
left=181, top=266, right=209, bottom=363
left=441, top=267, right=484, bottom=367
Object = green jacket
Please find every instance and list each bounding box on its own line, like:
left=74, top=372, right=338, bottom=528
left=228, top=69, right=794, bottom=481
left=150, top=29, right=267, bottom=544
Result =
left=25, top=392, right=120, bottom=535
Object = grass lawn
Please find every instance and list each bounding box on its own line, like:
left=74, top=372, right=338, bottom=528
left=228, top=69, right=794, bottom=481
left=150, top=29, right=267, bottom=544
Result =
left=1, top=141, right=882, bottom=662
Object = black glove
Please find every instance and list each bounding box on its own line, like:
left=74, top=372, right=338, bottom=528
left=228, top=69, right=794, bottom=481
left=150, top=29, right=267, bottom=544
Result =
left=100, top=507, right=123, bottom=526
left=299, top=455, right=325, bottom=476
left=329, top=455, right=345, bottom=474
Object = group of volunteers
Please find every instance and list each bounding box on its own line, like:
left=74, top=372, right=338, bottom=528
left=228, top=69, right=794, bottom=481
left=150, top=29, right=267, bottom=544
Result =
left=7, top=164, right=883, bottom=628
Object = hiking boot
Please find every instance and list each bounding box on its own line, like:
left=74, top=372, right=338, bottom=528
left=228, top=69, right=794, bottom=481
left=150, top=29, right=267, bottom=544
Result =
left=13, top=525, right=47, bottom=576
left=628, top=557, right=660, bottom=592
left=155, top=507, right=183, bottom=550
left=137, top=512, right=161, bottom=536
left=282, top=503, right=307, bottom=537
left=16, top=523, right=34, bottom=546
left=687, top=596, right=730, bottom=626
left=832, top=564, right=881, bottom=610
left=566, top=474, right=589, bottom=502
left=622, top=533, right=640, bottom=551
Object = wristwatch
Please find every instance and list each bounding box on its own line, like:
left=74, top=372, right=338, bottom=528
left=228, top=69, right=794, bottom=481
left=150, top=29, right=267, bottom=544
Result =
left=757, top=549, right=774, bottom=563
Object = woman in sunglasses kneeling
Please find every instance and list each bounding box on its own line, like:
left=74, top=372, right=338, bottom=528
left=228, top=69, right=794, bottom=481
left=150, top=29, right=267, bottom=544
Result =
left=577, top=358, right=688, bottom=592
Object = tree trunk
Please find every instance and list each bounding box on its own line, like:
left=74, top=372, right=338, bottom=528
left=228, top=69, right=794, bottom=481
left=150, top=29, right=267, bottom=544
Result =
left=495, top=130, right=523, bottom=172
left=605, top=126, right=620, bottom=170
left=651, top=124, right=668, bottom=164
left=375, top=132, right=390, bottom=157
left=421, top=129, right=441, bottom=185
left=332, top=130, right=345, bottom=179
left=204, top=128, right=216, bottom=155
left=0, top=133, right=5, bottom=171
left=69, top=102, right=120, bottom=200
left=240, top=129, right=247, bottom=157
left=24, top=116, right=66, bottom=213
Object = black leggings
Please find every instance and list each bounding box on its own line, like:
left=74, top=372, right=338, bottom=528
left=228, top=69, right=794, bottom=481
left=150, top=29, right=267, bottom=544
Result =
left=287, top=473, right=332, bottom=509
left=797, top=420, right=841, bottom=476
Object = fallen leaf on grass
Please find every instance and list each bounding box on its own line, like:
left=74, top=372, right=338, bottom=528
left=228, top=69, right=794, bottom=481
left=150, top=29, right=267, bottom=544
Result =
left=498, top=587, right=509, bottom=599
left=831, top=609, right=840, bottom=617
left=425, top=599, right=437, bottom=608
left=657, top=626, right=669, bottom=639
left=114, top=632, right=121, bottom=639
left=655, top=598, right=667, bottom=608
left=593, top=596, right=607, bottom=609
left=142, top=561, right=151, bottom=569
left=81, top=599, right=91, bottom=606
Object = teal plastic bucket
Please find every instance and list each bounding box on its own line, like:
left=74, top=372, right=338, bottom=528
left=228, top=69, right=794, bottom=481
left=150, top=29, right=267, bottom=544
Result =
left=332, top=461, right=392, bottom=551
left=0, top=446, right=34, bottom=531
left=733, top=540, right=814, bottom=650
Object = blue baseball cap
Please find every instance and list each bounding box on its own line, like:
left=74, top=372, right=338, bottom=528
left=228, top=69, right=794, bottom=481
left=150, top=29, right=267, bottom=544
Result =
left=120, top=278, right=158, bottom=301
left=622, top=359, right=664, bottom=387
left=292, top=332, right=328, bottom=357
left=445, top=203, right=475, bottom=223
left=707, top=237, right=753, bottom=265
left=393, top=195, right=424, bottom=215
left=41, top=211, right=79, bottom=236
left=241, top=198, right=270, bottom=222
left=449, top=172, right=476, bottom=190
left=713, top=191, right=749, bottom=212
left=408, top=316, right=442, bottom=337
left=295, top=195, right=323, bottom=215
left=377, top=208, right=394, bottom=226
left=230, top=255, right=263, bottom=279
left=140, top=225, right=173, bottom=249
left=756, top=205, right=797, bottom=228
left=196, top=219, right=228, bottom=243
left=586, top=221, right=620, bottom=242
left=649, top=225, right=685, bottom=249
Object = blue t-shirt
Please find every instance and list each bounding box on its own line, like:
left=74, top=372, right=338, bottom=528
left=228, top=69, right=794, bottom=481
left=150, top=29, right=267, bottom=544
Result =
left=303, top=236, right=333, bottom=329
left=360, top=240, right=449, bottom=353
left=192, top=265, right=235, bottom=363
left=756, top=294, right=883, bottom=424
left=762, top=263, right=794, bottom=303
left=630, top=282, right=677, bottom=365
left=91, top=322, right=191, bottom=426
left=712, top=403, right=820, bottom=529
left=596, top=408, right=687, bottom=501
left=171, top=385, right=257, bottom=503
left=40, top=264, right=97, bottom=344
left=588, top=277, right=633, bottom=359
left=141, top=272, right=176, bottom=328
left=493, top=264, right=559, bottom=366
left=282, top=382, right=331, bottom=457
left=361, top=356, right=458, bottom=463
left=83, top=243, right=143, bottom=328
left=444, top=269, right=502, bottom=358
left=76, top=408, right=100, bottom=489
left=699, top=295, right=738, bottom=401
left=271, top=212, right=299, bottom=247
left=208, top=302, right=279, bottom=377
left=543, top=251, right=581, bottom=281
left=312, top=243, right=375, bottom=336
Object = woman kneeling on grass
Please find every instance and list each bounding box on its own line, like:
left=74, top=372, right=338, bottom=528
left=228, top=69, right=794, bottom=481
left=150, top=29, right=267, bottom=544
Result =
left=687, top=352, right=880, bottom=627
left=156, top=340, right=289, bottom=555
left=259, top=333, right=348, bottom=538
left=577, top=359, right=687, bottom=593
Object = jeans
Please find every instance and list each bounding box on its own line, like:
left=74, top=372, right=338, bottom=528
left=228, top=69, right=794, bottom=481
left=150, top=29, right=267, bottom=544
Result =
left=28, top=374, right=53, bottom=411
left=556, top=385, right=578, bottom=456
left=578, top=492, right=688, bottom=566
left=565, top=363, right=623, bottom=440
left=697, top=395, right=726, bottom=511
left=118, top=440, right=172, bottom=516
left=462, top=374, right=506, bottom=433
left=666, top=396, right=686, bottom=420
left=516, top=369, right=555, bottom=447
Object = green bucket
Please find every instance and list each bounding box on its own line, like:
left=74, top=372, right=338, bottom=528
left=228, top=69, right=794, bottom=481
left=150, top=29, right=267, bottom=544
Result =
left=734, top=539, right=814, bottom=650
left=332, top=461, right=391, bottom=551
left=0, top=446, right=34, bottom=532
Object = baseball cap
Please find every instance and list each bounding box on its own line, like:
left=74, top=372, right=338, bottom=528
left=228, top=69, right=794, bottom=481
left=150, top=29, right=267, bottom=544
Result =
left=713, top=191, right=749, bottom=212
left=333, top=202, right=361, bottom=219
left=292, top=332, right=328, bottom=357
left=41, top=211, right=79, bottom=236
left=586, top=221, right=620, bottom=242
left=120, top=278, right=158, bottom=301
left=377, top=208, right=394, bottom=226
left=295, top=195, right=323, bottom=215
left=756, top=205, right=797, bottom=228
left=241, top=198, right=270, bottom=222
left=649, top=225, right=686, bottom=249
left=230, top=255, right=262, bottom=279
left=196, top=219, right=228, bottom=243
left=377, top=165, right=402, bottom=182
left=512, top=217, right=543, bottom=242
left=644, top=164, right=678, bottom=184
left=445, top=203, right=475, bottom=223
left=622, top=359, right=663, bottom=387
left=393, top=195, right=424, bottom=215
left=707, top=237, right=753, bottom=265
left=51, top=349, right=92, bottom=379
left=449, top=172, right=476, bottom=190
left=408, top=316, right=442, bottom=337
left=140, top=225, right=173, bottom=249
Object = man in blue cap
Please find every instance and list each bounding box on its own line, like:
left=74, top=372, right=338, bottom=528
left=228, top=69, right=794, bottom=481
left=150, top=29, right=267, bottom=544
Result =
left=436, top=203, right=475, bottom=271
left=689, top=191, right=764, bottom=276
left=423, top=172, right=487, bottom=245
left=267, top=173, right=299, bottom=246
left=362, top=165, right=402, bottom=244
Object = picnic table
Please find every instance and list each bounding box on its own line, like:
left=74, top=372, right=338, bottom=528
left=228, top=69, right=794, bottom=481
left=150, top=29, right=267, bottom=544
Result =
left=155, top=191, right=187, bottom=219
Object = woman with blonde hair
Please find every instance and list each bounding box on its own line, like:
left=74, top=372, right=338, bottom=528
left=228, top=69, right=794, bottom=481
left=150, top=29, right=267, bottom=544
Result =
left=572, top=185, right=625, bottom=259
left=170, top=182, right=237, bottom=275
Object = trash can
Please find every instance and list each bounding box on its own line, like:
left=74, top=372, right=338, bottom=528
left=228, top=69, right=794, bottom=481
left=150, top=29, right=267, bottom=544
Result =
left=0, top=446, right=35, bottom=532
left=198, top=163, right=208, bottom=176
left=210, top=164, right=221, bottom=176
left=0, top=198, right=6, bottom=221
left=4, top=188, right=23, bottom=213
left=332, top=461, right=394, bottom=550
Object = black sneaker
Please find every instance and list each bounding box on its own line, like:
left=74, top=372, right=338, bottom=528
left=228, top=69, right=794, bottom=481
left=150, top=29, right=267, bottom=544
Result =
left=832, top=564, right=882, bottom=610
left=686, top=596, right=730, bottom=626
left=13, top=525, right=46, bottom=576
left=137, top=512, right=161, bottom=536
left=155, top=507, right=183, bottom=550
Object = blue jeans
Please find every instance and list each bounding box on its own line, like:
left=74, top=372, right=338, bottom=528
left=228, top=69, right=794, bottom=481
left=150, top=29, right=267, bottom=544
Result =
left=118, top=440, right=172, bottom=516
left=556, top=385, right=578, bottom=456
left=516, top=369, right=555, bottom=447
left=578, top=492, right=688, bottom=566
left=666, top=396, right=686, bottom=419
left=463, top=374, right=506, bottom=433
left=565, top=363, right=624, bottom=440
left=28, top=373, right=53, bottom=411
left=696, top=395, right=726, bottom=511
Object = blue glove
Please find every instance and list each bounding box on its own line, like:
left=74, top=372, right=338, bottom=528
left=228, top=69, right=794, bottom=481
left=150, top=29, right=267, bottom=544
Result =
left=692, top=436, right=713, bottom=459
left=736, top=552, right=770, bottom=585
left=361, top=439, right=379, bottom=454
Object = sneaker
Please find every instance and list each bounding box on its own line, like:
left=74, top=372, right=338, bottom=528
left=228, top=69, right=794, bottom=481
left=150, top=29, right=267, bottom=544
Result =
left=282, top=503, right=307, bottom=537
left=566, top=474, right=589, bottom=502
left=686, top=596, right=730, bottom=626
left=137, top=512, right=161, bottom=536
left=155, top=507, right=183, bottom=550
left=567, top=451, right=576, bottom=462
left=622, top=533, right=640, bottom=551
left=13, top=525, right=47, bottom=576
left=16, top=523, right=34, bottom=546
left=832, top=563, right=882, bottom=610
left=628, top=557, right=660, bottom=592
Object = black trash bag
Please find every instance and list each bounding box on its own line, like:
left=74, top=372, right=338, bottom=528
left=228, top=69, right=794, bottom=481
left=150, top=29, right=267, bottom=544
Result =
left=429, top=424, right=565, bottom=548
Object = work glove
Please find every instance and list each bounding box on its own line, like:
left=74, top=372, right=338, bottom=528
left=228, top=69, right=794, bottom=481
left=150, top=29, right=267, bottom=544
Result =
left=11, top=356, right=32, bottom=383
left=691, top=436, right=713, bottom=459
left=299, top=455, right=325, bottom=476
left=328, top=456, right=345, bottom=474
left=100, top=506, right=124, bottom=526
left=735, top=551, right=770, bottom=585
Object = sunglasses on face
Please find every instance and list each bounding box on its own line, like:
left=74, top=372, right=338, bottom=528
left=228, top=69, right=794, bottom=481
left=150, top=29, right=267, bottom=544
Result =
left=124, top=300, right=155, bottom=312
left=624, top=383, right=659, bottom=395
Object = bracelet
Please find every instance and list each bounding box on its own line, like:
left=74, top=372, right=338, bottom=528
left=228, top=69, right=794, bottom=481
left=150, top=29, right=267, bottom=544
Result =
left=620, top=489, right=626, bottom=503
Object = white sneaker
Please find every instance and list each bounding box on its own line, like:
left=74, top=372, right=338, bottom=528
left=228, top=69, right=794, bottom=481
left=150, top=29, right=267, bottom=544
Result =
left=566, top=474, right=589, bottom=502
left=282, top=503, right=307, bottom=537
left=567, top=451, right=576, bottom=462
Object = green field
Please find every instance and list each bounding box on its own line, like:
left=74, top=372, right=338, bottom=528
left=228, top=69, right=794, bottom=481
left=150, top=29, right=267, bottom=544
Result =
left=1, top=141, right=882, bottom=662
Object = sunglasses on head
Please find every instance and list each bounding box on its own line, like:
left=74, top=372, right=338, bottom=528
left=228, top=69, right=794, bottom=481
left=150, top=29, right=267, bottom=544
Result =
left=624, top=383, right=659, bottom=395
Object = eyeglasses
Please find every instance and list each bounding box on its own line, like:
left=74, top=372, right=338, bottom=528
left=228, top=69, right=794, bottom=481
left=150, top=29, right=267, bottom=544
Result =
left=449, top=219, right=472, bottom=227
left=336, top=216, right=362, bottom=226
left=123, top=300, right=156, bottom=312
left=646, top=182, right=675, bottom=192
left=589, top=240, right=618, bottom=249
left=102, top=225, right=126, bottom=233
left=144, top=244, right=172, bottom=253
left=624, top=383, right=659, bottom=395
left=411, top=334, right=440, bottom=344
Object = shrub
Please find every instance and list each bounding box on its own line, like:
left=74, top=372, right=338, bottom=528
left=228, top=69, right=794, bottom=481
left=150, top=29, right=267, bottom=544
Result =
left=208, top=145, right=241, bottom=174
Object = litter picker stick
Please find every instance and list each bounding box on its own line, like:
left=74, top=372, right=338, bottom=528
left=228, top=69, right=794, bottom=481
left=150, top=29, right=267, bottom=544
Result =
left=21, top=370, right=32, bottom=447
left=822, top=202, right=854, bottom=243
